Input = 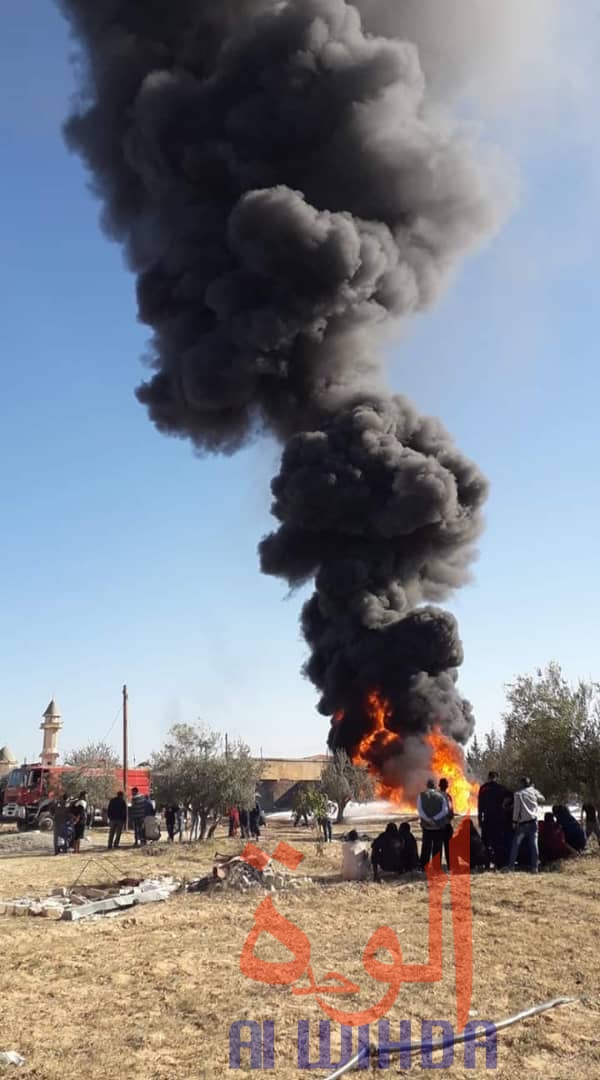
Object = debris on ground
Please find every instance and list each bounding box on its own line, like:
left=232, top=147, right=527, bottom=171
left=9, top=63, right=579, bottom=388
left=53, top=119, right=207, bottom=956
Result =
left=0, top=1051, right=25, bottom=1067
left=188, top=855, right=313, bottom=894
left=0, top=877, right=181, bottom=922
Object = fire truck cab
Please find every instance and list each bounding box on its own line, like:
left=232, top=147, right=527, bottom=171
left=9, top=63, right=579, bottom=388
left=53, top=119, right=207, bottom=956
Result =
left=2, top=764, right=56, bottom=830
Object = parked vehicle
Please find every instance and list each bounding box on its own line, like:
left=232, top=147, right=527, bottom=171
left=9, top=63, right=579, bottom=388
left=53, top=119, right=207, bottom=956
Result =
left=1, top=763, right=151, bottom=831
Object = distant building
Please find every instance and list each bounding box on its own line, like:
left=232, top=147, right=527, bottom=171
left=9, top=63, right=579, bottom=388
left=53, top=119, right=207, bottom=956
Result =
left=0, top=746, right=17, bottom=780
left=41, top=699, right=63, bottom=767
left=256, top=755, right=330, bottom=811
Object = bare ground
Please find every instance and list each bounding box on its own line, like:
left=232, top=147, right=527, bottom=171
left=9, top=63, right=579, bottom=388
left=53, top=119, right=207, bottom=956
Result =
left=0, top=820, right=598, bottom=1079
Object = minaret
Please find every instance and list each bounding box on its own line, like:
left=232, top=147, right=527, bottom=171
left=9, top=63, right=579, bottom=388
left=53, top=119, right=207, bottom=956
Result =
left=40, top=699, right=63, bottom=767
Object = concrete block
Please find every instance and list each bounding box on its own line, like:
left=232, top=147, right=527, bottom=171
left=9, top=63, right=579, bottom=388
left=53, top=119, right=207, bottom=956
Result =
left=62, top=893, right=136, bottom=921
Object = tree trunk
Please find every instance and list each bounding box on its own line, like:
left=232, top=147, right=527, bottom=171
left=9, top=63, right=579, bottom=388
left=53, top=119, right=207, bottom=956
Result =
left=336, top=800, right=347, bottom=824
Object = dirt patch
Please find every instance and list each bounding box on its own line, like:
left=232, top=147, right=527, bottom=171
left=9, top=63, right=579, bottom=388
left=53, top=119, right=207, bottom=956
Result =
left=0, top=820, right=598, bottom=1079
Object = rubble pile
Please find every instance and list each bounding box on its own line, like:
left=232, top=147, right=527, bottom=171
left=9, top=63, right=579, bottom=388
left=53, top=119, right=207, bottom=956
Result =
left=189, top=856, right=313, bottom=895
left=0, top=876, right=181, bottom=921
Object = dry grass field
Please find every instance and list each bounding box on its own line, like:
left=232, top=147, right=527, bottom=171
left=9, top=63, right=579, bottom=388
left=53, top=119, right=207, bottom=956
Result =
left=0, top=819, right=598, bottom=1080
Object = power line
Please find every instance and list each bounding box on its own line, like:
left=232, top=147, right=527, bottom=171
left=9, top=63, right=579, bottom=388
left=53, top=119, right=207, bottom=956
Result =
left=99, top=703, right=122, bottom=749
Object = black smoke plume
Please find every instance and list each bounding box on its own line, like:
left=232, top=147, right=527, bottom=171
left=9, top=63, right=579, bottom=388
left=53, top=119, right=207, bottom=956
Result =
left=58, top=0, right=498, bottom=779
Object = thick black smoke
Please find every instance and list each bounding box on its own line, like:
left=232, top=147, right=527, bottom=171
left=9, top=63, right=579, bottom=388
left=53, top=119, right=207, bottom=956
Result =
left=58, top=0, right=496, bottom=776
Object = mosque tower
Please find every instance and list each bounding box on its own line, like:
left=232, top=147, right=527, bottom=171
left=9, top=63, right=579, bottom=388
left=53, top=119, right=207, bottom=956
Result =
left=40, top=699, right=63, bottom=767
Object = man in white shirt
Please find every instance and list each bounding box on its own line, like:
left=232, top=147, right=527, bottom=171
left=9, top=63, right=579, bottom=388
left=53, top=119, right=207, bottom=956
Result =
left=507, top=777, right=544, bottom=873
left=417, top=779, right=448, bottom=869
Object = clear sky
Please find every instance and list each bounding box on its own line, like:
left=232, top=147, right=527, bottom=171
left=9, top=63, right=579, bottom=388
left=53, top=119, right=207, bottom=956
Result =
left=1, top=2, right=599, bottom=766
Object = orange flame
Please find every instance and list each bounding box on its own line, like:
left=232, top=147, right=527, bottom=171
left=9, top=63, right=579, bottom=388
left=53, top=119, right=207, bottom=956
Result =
left=425, top=729, right=478, bottom=815
left=354, top=691, right=397, bottom=764
left=351, top=690, right=477, bottom=815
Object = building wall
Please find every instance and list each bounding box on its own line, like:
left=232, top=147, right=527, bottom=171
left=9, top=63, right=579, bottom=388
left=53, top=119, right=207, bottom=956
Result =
left=258, top=759, right=325, bottom=783
left=255, top=758, right=327, bottom=811
left=257, top=778, right=321, bottom=812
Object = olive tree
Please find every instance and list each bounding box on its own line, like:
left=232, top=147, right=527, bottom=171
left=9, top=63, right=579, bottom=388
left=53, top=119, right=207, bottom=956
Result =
left=320, top=750, right=375, bottom=823
left=151, top=723, right=261, bottom=839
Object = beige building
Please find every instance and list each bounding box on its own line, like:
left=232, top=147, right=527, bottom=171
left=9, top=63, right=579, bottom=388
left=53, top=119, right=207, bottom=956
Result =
left=257, top=754, right=330, bottom=810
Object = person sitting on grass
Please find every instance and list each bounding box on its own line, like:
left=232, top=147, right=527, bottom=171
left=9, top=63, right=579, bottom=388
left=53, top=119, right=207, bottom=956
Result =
left=371, top=822, right=403, bottom=882
left=398, top=822, right=420, bottom=871
left=469, top=820, right=491, bottom=870
left=341, top=830, right=370, bottom=881
left=552, top=805, right=586, bottom=852
left=538, top=812, right=578, bottom=865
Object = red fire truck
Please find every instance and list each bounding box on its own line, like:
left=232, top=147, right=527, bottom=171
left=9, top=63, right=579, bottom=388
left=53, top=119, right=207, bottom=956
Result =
left=1, top=763, right=151, bottom=831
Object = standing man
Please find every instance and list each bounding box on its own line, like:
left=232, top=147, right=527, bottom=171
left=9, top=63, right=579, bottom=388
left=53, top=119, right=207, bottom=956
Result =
left=239, top=806, right=250, bottom=839
left=131, top=786, right=147, bottom=847
left=52, top=793, right=69, bottom=856
left=107, top=790, right=127, bottom=850
left=249, top=801, right=261, bottom=840
left=417, top=779, right=448, bottom=869
left=438, top=778, right=454, bottom=871
left=478, top=771, right=513, bottom=868
left=507, top=777, right=544, bottom=873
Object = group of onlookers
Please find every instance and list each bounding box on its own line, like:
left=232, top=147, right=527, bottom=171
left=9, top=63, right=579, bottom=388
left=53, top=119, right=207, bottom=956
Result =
left=228, top=802, right=265, bottom=840
left=478, top=772, right=595, bottom=873
left=337, top=772, right=600, bottom=881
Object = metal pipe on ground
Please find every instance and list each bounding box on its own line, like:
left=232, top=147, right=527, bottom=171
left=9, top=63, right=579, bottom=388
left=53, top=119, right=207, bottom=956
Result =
left=323, top=996, right=579, bottom=1080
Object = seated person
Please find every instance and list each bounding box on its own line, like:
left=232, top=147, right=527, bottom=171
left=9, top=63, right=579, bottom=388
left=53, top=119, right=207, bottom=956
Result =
left=371, top=823, right=403, bottom=881
left=469, top=820, right=491, bottom=870
left=398, top=822, right=419, bottom=871
left=552, top=805, right=586, bottom=852
left=341, top=830, right=370, bottom=882
left=538, top=812, right=577, bottom=864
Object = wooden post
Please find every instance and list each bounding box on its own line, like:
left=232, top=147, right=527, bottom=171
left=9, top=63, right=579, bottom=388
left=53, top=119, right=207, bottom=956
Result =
left=123, top=685, right=129, bottom=831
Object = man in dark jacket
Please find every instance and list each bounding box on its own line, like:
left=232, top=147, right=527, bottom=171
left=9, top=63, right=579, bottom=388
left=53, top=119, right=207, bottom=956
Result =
left=107, top=791, right=127, bottom=850
left=249, top=802, right=261, bottom=840
left=131, top=786, right=147, bottom=847
left=52, top=794, right=70, bottom=855
left=478, top=772, right=513, bottom=868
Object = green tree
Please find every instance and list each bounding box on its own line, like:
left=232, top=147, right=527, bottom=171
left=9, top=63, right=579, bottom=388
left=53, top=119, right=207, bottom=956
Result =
left=466, top=734, right=483, bottom=778
left=151, top=723, right=261, bottom=840
left=62, top=741, right=120, bottom=810
left=320, top=750, right=375, bottom=823
left=499, top=663, right=597, bottom=799
left=292, top=785, right=327, bottom=821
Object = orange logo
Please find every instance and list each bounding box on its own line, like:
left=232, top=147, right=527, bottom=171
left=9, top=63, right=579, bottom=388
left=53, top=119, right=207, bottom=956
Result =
left=239, top=821, right=472, bottom=1031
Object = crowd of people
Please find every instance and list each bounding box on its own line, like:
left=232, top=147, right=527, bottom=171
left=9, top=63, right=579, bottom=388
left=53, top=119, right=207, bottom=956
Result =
left=48, top=774, right=600, bottom=874
left=338, top=773, right=599, bottom=881
left=50, top=790, right=269, bottom=853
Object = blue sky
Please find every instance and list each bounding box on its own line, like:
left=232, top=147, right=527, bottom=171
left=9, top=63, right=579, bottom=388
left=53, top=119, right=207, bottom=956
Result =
left=1, top=2, right=599, bottom=765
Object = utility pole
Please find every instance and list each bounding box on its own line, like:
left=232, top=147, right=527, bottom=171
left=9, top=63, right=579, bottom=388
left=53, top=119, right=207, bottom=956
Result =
left=122, top=685, right=129, bottom=831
